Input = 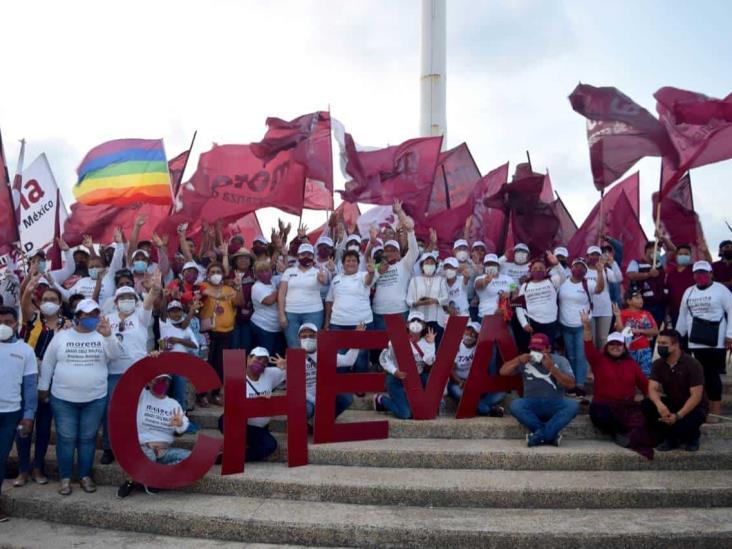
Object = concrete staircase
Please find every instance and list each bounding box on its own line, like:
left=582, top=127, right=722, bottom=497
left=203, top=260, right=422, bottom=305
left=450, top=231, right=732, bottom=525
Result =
left=3, top=387, right=732, bottom=547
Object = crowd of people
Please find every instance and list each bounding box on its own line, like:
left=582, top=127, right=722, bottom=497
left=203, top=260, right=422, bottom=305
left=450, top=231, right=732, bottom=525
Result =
left=0, top=199, right=730, bottom=516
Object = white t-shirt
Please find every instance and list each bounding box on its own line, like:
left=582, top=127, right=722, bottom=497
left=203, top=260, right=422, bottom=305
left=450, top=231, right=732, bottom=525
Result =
left=517, top=279, right=558, bottom=325
left=379, top=338, right=436, bottom=375
left=585, top=263, right=622, bottom=317
left=246, top=367, right=286, bottom=427
left=0, top=340, right=37, bottom=413
left=558, top=279, right=597, bottom=328
left=67, top=277, right=99, bottom=300
left=0, top=273, right=20, bottom=308
left=453, top=342, right=475, bottom=381
left=107, top=307, right=154, bottom=375
left=282, top=267, right=324, bottom=314
left=251, top=281, right=281, bottom=333
left=445, top=276, right=470, bottom=317
left=406, top=275, right=449, bottom=325
left=159, top=320, right=198, bottom=353
left=476, top=274, right=512, bottom=317
left=305, top=349, right=358, bottom=404
left=499, top=259, right=529, bottom=285
left=137, top=389, right=188, bottom=445
left=677, top=282, right=732, bottom=349
left=372, top=231, right=420, bottom=315
left=326, top=272, right=374, bottom=325
left=39, top=329, right=122, bottom=402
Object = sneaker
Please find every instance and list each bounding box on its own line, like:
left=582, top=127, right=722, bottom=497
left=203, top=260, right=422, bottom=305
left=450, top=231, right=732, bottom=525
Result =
left=58, top=478, right=72, bottom=496
left=613, top=434, right=631, bottom=448
left=684, top=439, right=700, bottom=452
left=547, top=434, right=563, bottom=447
left=80, top=476, right=97, bottom=493
left=13, top=473, right=28, bottom=487
left=656, top=439, right=678, bottom=452
left=526, top=433, right=543, bottom=448
left=184, top=422, right=200, bottom=435
left=31, top=469, right=48, bottom=485
left=373, top=394, right=386, bottom=412
left=100, top=449, right=115, bottom=465
left=116, top=480, right=136, bottom=499
left=0, top=510, right=9, bottom=523
left=566, top=386, right=587, bottom=398
left=489, top=406, right=505, bottom=418
left=143, top=485, right=160, bottom=495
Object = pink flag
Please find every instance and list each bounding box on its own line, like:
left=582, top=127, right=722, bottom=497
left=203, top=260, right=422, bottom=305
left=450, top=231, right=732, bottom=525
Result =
left=569, top=83, right=675, bottom=191
left=428, top=143, right=481, bottom=215
left=652, top=172, right=704, bottom=256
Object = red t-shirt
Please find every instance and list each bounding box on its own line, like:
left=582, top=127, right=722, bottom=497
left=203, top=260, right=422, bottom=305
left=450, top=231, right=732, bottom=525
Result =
left=664, top=264, right=694, bottom=317
left=619, top=309, right=657, bottom=351
left=713, top=260, right=732, bottom=289
left=584, top=341, right=648, bottom=402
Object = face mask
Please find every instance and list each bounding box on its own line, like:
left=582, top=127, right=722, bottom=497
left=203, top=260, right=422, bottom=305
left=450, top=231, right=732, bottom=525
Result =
left=228, top=243, right=242, bottom=255
left=530, top=270, right=545, bottom=282
left=183, top=271, right=198, bottom=284
left=151, top=380, right=169, bottom=397
left=170, top=317, right=184, bottom=325
left=78, top=317, right=100, bottom=331
left=348, top=245, right=360, bottom=252
left=677, top=254, right=691, bottom=266
left=0, top=324, right=14, bottom=342
left=694, top=272, right=712, bottom=288
left=89, top=267, right=101, bottom=280
left=456, top=250, right=469, bottom=262
left=40, top=302, right=60, bottom=316
left=209, top=273, right=223, bottom=285
left=723, top=250, right=732, bottom=261
left=133, top=260, right=148, bottom=273
left=317, top=248, right=331, bottom=260
left=571, top=266, right=586, bottom=279
left=514, top=251, right=528, bottom=265
left=38, top=260, right=47, bottom=273
left=249, top=361, right=266, bottom=376
left=258, top=272, right=273, bottom=284
left=300, top=338, right=317, bottom=353
left=587, top=257, right=599, bottom=266
left=299, top=257, right=314, bottom=268
left=529, top=350, right=544, bottom=363
left=445, top=269, right=457, bottom=280
left=418, top=246, right=425, bottom=254
left=485, top=266, right=499, bottom=277
left=408, top=321, right=423, bottom=334
left=252, top=244, right=267, bottom=256
left=118, top=299, right=136, bottom=314
left=657, top=345, right=671, bottom=359
left=463, top=336, right=477, bottom=347
left=423, top=264, right=436, bottom=276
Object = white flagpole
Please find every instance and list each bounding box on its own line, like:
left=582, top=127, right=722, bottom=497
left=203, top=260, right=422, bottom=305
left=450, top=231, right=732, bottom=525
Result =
left=420, top=0, right=447, bottom=148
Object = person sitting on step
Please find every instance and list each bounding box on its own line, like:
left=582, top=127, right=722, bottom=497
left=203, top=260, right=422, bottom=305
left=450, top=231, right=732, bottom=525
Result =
left=501, top=333, right=579, bottom=447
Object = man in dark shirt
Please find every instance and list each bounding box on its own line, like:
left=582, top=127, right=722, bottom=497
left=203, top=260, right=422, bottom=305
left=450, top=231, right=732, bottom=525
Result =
left=664, top=243, right=714, bottom=329
left=642, top=329, right=708, bottom=452
left=712, top=240, right=732, bottom=291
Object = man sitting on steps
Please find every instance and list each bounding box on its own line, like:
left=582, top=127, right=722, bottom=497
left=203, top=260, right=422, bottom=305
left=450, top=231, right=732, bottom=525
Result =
left=500, top=333, right=579, bottom=447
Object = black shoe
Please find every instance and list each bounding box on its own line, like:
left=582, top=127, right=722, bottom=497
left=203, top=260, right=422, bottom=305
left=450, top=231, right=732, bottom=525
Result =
left=566, top=387, right=587, bottom=398
left=373, top=394, right=387, bottom=412
left=684, top=439, right=700, bottom=452
left=116, top=481, right=136, bottom=499
left=489, top=405, right=505, bottom=418
left=613, top=434, right=631, bottom=448
left=547, top=434, right=563, bottom=447
left=526, top=433, right=543, bottom=448
left=100, top=449, right=115, bottom=465
left=656, top=439, right=678, bottom=452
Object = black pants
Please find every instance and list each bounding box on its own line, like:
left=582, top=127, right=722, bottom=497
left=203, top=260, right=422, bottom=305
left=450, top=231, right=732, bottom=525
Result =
left=529, top=319, right=559, bottom=347
left=206, top=331, right=232, bottom=397
left=640, top=397, right=706, bottom=445
left=511, top=314, right=530, bottom=353
left=691, top=348, right=725, bottom=402
left=590, top=400, right=655, bottom=451
left=218, top=415, right=277, bottom=462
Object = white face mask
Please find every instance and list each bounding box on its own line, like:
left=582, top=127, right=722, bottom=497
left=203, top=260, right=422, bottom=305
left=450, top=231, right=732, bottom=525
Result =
left=408, top=321, right=423, bottom=334
left=0, top=324, right=14, bottom=342
left=209, top=274, right=223, bottom=285
left=423, top=264, right=436, bottom=276
left=300, top=337, right=317, bottom=353
left=485, top=266, right=499, bottom=277
left=347, top=245, right=360, bottom=252
left=455, top=250, right=469, bottom=262
left=118, top=299, right=136, bottom=314
left=40, top=302, right=60, bottom=316
left=463, top=336, right=477, bottom=348
left=529, top=350, right=544, bottom=364
left=514, top=251, right=529, bottom=265
left=445, top=269, right=457, bottom=280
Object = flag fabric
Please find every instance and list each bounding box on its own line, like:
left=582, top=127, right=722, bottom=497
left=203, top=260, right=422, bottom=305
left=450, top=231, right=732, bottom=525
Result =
left=428, top=143, right=481, bottom=215
left=0, top=131, right=19, bottom=254
left=652, top=171, right=704, bottom=257
left=540, top=171, right=554, bottom=203
left=167, top=149, right=191, bottom=198
left=470, top=162, right=509, bottom=252
left=339, top=135, right=443, bottom=220
left=418, top=195, right=477, bottom=257
left=252, top=112, right=334, bottom=210
left=74, top=138, right=172, bottom=206
left=569, top=83, right=675, bottom=191
left=356, top=205, right=398, bottom=238
left=552, top=193, right=578, bottom=247
left=308, top=202, right=362, bottom=244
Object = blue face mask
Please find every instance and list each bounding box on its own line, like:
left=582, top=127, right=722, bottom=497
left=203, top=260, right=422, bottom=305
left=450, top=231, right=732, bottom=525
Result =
left=77, top=317, right=100, bottom=331
left=677, top=254, right=691, bottom=266
left=132, top=260, right=148, bottom=273
left=89, top=267, right=101, bottom=280
left=38, top=260, right=47, bottom=274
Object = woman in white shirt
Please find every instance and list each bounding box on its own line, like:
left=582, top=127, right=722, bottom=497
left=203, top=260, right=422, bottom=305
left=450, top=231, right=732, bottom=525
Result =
left=324, top=250, right=376, bottom=372
left=278, top=243, right=327, bottom=349
left=374, top=312, right=436, bottom=419
left=585, top=246, right=624, bottom=349
left=251, top=260, right=285, bottom=357
left=38, top=298, right=122, bottom=496
left=442, top=257, right=470, bottom=318
left=474, top=254, right=512, bottom=319
left=516, top=255, right=565, bottom=345
left=406, top=253, right=448, bottom=343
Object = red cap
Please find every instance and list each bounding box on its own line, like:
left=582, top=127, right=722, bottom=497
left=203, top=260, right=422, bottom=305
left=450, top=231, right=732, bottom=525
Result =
left=528, top=333, right=550, bottom=351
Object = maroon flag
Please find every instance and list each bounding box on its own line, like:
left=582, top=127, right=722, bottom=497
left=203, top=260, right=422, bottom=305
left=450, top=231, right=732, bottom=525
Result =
left=167, top=149, right=190, bottom=198
left=552, top=193, right=578, bottom=247
left=418, top=196, right=476, bottom=257
left=569, top=83, right=675, bottom=191
left=428, top=143, right=481, bottom=215
left=540, top=171, right=554, bottom=203
left=252, top=112, right=334, bottom=210
left=652, top=172, right=704, bottom=255
left=0, top=131, right=19, bottom=254
left=339, top=135, right=443, bottom=219
left=308, top=202, right=361, bottom=244
left=471, top=162, right=509, bottom=251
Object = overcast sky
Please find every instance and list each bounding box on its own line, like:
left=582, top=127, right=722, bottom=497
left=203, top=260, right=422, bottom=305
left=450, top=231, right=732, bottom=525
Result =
left=2, top=0, right=731, bottom=251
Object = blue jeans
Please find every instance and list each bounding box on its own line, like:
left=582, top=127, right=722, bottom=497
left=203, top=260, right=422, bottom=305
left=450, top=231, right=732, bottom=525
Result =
left=510, top=398, right=580, bottom=442
left=330, top=322, right=374, bottom=373
left=251, top=323, right=285, bottom=357
left=382, top=372, right=429, bottom=420
left=170, top=375, right=189, bottom=411
left=0, top=410, right=22, bottom=494
left=306, top=394, right=353, bottom=420
left=141, top=445, right=191, bottom=465
left=217, top=417, right=278, bottom=462
left=561, top=324, right=588, bottom=387
left=102, top=374, right=122, bottom=451
left=231, top=319, right=253, bottom=352
left=51, top=395, right=107, bottom=479
left=371, top=312, right=408, bottom=365
left=284, top=310, right=324, bottom=349
left=15, top=398, right=53, bottom=473
left=447, top=346, right=506, bottom=413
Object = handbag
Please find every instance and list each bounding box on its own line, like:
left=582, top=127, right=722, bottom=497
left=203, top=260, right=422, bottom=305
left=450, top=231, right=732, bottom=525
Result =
left=687, top=288, right=723, bottom=347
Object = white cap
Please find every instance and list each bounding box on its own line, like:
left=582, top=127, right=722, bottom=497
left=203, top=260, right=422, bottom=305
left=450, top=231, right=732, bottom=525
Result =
left=72, top=246, right=90, bottom=256
left=346, top=234, right=361, bottom=244
left=182, top=261, right=199, bottom=271
left=606, top=332, right=626, bottom=345
left=453, top=239, right=469, bottom=250
left=514, top=243, right=530, bottom=253
left=384, top=240, right=401, bottom=251
left=419, top=252, right=438, bottom=264
left=298, top=323, right=319, bottom=334
left=131, top=249, right=149, bottom=259
left=152, top=374, right=172, bottom=381
left=554, top=247, right=569, bottom=257
left=471, top=240, right=487, bottom=250
left=693, top=260, right=712, bottom=272
left=249, top=346, right=270, bottom=358
left=572, top=258, right=587, bottom=267
left=466, top=321, right=481, bottom=333
left=483, top=253, right=499, bottom=264
left=316, top=236, right=334, bottom=248
left=297, top=243, right=315, bottom=255
left=371, top=246, right=384, bottom=258
left=167, top=300, right=184, bottom=311
left=443, top=257, right=459, bottom=269
left=586, top=245, right=602, bottom=255
left=75, top=298, right=100, bottom=314
left=114, top=286, right=138, bottom=300
left=407, top=311, right=425, bottom=322
left=253, top=235, right=269, bottom=245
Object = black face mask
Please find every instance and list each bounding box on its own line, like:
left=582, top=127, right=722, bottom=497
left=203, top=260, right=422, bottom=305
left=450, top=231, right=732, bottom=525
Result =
left=374, top=251, right=384, bottom=264
left=657, top=345, right=671, bottom=359
left=723, top=250, right=732, bottom=261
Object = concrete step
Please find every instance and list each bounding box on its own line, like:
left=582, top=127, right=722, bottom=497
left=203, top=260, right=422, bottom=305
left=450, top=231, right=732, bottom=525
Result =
left=2, top=484, right=731, bottom=548
left=7, top=461, right=731, bottom=509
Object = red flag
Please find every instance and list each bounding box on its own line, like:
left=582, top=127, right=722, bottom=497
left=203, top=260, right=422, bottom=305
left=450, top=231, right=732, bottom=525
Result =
left=0, top=131, right=19, bottom=254
left=252, top=112, right=334, bottom=210
left=428, top=143, right=481, bottom=215
left=418, top=195, right=477, bottom=257
left=339, top=135, right=443, bottom=219
left=308, top=202, right=361, bottom=244
left=652, top=172, right=704, bottom=256
left=569, top=83, right=675, bottom=191
left=470, top=162, right=509, bottom=251
left=552, top=193, right=578, bottom=247
left=540, top=171, right=554, bottom=203
left=167, top=149, right=190, bottom=198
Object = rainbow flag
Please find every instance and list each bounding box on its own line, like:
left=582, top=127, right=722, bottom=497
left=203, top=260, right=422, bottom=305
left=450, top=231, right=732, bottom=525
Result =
left=74, top=138, right=172, bottom=206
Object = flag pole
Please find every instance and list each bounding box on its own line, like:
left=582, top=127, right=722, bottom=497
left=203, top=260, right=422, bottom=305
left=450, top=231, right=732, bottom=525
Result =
left=652, top=163, right=664, bottom=268
left=598, top=189, right=605, bottom=245
left=441, top=164, right=451, bottom=209
left=178, top=130, right=197, bottom=190
left=526, top=150, right=532, bottom=171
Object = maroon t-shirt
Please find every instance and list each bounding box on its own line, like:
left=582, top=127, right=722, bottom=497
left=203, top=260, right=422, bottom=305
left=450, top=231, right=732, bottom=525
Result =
left=665, top=264, right=695, bottom=318
left=713, top=260, right=732, bottom=290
